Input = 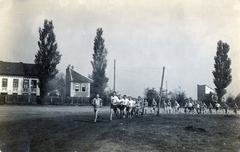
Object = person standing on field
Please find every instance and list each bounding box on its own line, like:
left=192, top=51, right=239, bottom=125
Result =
left=92, top=94, right=102, bottom=123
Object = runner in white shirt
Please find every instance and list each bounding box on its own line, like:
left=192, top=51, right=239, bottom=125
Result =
left=173, top=100, right=180, bottom=114
left=127, top=97, right=136, bottom=118
left=92, top=94, right=102, bottom=123
left=120, top=95, right=129, bottom=118
left=110, top=92, right=120, bottom=121
left=215, top=102, right=220, bottom=114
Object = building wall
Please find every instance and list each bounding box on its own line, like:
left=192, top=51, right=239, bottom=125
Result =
left=197, top=84, right=215, bottom=101
left=197, top=85, right=206, bottom=101
left=205, top=86, right=215, bottom=94
left=0, top=76, right=40, bottom=95
left=71, top=82, right=90, bottom=97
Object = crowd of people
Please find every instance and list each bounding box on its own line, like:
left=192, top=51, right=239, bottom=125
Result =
left=91, top=93, right=239, bottom=122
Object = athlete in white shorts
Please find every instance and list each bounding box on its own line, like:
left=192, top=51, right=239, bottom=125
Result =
left=92, top=94, right=102, bottom=123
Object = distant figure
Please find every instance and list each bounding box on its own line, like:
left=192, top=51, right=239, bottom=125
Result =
left=162, top=100, right=167, bottom=113
left=223, top=102, right=229, bottom=114
left=173, top=100, right=180, bottom=114
left=233, top=103, right=238, bottom=114
left=209, top=103, right=213, bottom=114
left=166, top=99, right=171, bottom=114
left=187, top=100, right=193, bottom=114
left=135, top=96, right=142, bottom=116
left=143, top=99, right=148, bottom=114
left=195, top=102, right=200, bottom=114
left=184, top=102, right=188, bottom=114
left=215, top=102, right=220, bottom=114
left=202, top=102, right=207, bottom=114
left=151, top=98, right=157, bottom=115
left=92, top=94, right=102, bottom=123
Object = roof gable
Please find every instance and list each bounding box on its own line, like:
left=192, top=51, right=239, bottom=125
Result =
left=0, top=61, right=38, bottom=77
left=71, top=69, right=93, bottom=83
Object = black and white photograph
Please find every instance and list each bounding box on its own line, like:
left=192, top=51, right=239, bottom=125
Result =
left=0, top=0, right=240, bottom=151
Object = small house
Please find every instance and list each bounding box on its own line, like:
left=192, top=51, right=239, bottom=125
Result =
left=66, top=65, right=93, bottom=97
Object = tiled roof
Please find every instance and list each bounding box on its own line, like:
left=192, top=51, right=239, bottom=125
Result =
left=71, top=69, right=93, bottom=83
left=0, top=61, right=38, bottom=77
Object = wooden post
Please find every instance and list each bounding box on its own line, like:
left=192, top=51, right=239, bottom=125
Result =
left=157, top=66, right=165, bottom=116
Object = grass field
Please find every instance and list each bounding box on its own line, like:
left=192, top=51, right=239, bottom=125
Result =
left=0, top=105, right=240, bottom=152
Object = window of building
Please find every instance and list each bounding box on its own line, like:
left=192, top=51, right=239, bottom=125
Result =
left=31, top=80, right=37, bottom=88
left=75, top=84, right=80, bottom=92
left=13, top=79, right=19, bottom=88
left=31, top=80, right=37, bottom=92
left=2, top=78, right=7, bottom=87
left=23, top=79, right=29, bottom=88
left=23, top=79, right=29, bottom=92
left=81, top=84, right=87, bottom=92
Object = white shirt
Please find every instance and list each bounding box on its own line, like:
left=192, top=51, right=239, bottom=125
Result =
left=111, top=96, right=119, bottom=105
left=128, top=100, right=136, bottom=107
left=121, top=98, right=129, bottom=105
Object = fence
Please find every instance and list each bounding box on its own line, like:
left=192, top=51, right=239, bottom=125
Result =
left=0, top=95, right=91, bottom=106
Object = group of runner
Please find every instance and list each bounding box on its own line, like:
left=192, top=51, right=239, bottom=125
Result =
left=91, top=93, right=239, bottom=122
left=183, top=99, right=239, bottom=115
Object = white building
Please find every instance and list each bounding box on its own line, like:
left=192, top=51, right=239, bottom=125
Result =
left=0, top=61, right=40, bottom=96
left=197, top=84, right=215, bottom=101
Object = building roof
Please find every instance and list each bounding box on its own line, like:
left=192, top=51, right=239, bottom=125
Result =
left=70, top=69, right=93, bottom=83
left=0, top=61, right=38, bottom=77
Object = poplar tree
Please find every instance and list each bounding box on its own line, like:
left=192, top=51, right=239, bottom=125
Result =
left=90, top=28, right=109, bottom=98
left=35, top=19, right=61, bottom=104
left=212, top=40, right=232, bottom=103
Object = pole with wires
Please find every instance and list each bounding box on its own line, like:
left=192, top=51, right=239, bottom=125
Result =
left=157, top=66, right=165, bottom=116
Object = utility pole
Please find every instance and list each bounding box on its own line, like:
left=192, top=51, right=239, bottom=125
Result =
left=113, top=59, right=116, bottom=92
left=166, top=81, right=168, bottom=97
left=157, top=66, right=165, bottom=116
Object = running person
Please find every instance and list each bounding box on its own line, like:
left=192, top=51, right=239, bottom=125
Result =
left=166, top=99, right=171, bottom=114
left=223, top=102, right=229, bottom=114
left=151, top=98, right=157, bottom=115
left=143, top=99, right=148, bottom=114
left=215, top=102, right=220, bottom=114
left=127, top=96, right=135, bottom=118
left=202, top=102, right=207, bottom=114
left=209, top=103, right=213, bottom=114
left=162, top=100, right=167, bottom=113
left=110, top=92, right=120, bottom=121
left=233, top=103, right=238, bottom=114
left=120, top=95, right=129, bottom=118
left=92, top=94, right=102, bottom=123
left=173, top=100, right=180, bottom=114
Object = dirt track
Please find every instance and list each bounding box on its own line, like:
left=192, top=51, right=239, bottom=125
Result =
left=0, top=105, right=240, bottom=152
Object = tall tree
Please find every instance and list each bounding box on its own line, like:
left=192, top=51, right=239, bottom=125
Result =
left=90, top=28, right=109, bottom=98
left=144, top=87, right=159, bottom=105
left=35, top=19, right=61, bottom=104
left=47, top=73, right=65, bottom=97
left=212, top=40, right=232, bottom=103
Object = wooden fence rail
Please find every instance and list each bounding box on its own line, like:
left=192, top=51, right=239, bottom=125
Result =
left=0, top=95, right=91, bottom=106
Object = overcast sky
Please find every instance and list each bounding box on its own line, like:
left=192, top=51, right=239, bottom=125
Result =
left=0, top=0, right=240, bottom=99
